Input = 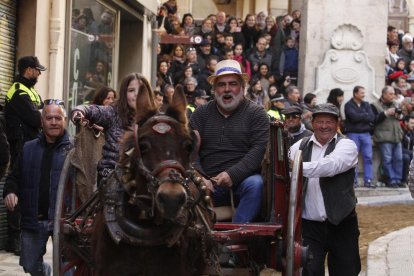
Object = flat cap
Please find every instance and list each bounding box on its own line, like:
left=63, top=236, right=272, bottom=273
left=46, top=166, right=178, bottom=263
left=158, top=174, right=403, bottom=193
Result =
left=312, top=103, right=340, bottom=118
left=282, top=104, right=303, bottom=115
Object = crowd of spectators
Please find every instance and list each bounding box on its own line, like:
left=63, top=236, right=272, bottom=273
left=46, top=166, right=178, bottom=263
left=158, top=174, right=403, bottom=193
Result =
left=155, top=3, right=301, bottom=108
left=153, top=2, right=414, bottom=188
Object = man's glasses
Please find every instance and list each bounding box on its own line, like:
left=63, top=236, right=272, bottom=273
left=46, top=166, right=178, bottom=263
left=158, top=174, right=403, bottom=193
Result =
left=285, top=114, right=301, bottom=119
left=44, top=99, right=65, bottom=107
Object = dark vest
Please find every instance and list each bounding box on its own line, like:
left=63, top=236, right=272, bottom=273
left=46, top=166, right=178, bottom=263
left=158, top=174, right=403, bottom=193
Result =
left=300, top=136, right=356, bottom=225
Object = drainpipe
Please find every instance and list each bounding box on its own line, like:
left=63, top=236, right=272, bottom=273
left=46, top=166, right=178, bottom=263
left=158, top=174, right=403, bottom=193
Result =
left=151, top=16, right=159, bottom=89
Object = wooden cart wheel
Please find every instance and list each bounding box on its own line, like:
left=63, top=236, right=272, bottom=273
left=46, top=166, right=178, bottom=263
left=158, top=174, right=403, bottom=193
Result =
left=53, top=149, right=75, bottom=276
left=285, top=150, right=305, bottom=276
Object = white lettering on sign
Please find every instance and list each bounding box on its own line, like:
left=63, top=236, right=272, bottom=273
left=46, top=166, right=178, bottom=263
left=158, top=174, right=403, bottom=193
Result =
left=73, top=48, right=80, bottom=80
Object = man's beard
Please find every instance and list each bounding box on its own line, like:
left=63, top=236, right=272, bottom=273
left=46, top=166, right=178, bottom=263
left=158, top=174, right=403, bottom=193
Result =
left=216, top=90, right=244, bottom=114
left=26, top=77, right=38, bottom=87
left=288, top=124, right=301, bottom=133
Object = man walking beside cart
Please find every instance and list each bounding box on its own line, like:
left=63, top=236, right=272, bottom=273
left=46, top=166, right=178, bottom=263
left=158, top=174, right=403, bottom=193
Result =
left=3, top=100, right=71, bottom=276
left=289, top=103, right=361, bottom=276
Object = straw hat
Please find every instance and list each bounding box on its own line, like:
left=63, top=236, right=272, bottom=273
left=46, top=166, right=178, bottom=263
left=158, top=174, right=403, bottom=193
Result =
left=207, top=59, right=250, bottom=84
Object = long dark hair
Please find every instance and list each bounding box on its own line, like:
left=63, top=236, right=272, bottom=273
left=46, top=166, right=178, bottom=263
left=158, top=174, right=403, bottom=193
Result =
left=327, top=88, right=344, bottom=108
left=92, top=86, right=116, bottom=105
left=116, top=73, right=154, bottom=129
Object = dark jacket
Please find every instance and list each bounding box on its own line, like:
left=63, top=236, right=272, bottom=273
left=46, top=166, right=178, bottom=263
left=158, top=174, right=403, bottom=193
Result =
left=248, top=50, right=273, bottom=74
left=4, top=76, right=42, bottom=165
left=403, top=129, right=414, bottom=152
left=4, top=131, right=72, bottom=231
left=241, top=25, right=261, bottom=52
left=344, top=98, right=375, bottom=133
left=197, top=67, right=213, bottom=96
left=279, top=46, right=299, bottom=75
left=0, top=115, right=9, bottom=178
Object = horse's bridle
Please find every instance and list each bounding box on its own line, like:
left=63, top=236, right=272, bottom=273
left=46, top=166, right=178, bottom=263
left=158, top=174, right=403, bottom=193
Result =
left=102, top=114, right=213, bottom=247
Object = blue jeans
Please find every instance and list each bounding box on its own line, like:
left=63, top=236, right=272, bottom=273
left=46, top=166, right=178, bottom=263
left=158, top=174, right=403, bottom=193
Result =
left=402, top=148, right=412, bottom=182
left=347, top=132, right=373, bottom=183
left=378, top=142, right=403, bottom=183
left=212, top=174, right=263, bottom=223
left=20, top=221, right=52, bottom=276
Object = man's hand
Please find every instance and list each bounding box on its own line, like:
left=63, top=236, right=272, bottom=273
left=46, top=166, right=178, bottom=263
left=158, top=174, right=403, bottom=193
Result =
left=211, top=171, right=233, bottom=188
left=4, top=193, right=18, bottom=211
left=385, top=108, right=396, bottom=116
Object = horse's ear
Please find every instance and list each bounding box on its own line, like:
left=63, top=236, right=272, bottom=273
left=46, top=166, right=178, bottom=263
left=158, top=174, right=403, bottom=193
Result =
left=135, top=81, right=157, bottom=123
left=166, top=84, right=188, bottom=125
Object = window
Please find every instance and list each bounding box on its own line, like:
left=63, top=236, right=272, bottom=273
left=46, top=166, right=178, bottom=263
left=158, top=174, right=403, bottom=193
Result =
left=68, top=1, right=116, bottom=110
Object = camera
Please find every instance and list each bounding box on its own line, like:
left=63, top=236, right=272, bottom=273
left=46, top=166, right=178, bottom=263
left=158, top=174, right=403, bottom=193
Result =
left=395, top=107, right=402, bottom=114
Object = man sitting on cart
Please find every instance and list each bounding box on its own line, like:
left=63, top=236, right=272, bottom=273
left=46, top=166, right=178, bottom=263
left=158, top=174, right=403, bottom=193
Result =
left=190, top=59, right=269, bottom=223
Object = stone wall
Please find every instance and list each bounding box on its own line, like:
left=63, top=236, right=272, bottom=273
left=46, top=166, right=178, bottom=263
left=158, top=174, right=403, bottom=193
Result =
left=299, top=0, right=388, bottom=106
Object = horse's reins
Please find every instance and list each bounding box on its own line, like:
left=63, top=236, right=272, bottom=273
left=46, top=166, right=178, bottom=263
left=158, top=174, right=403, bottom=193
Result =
left=129, top=115, right=211, bottom=224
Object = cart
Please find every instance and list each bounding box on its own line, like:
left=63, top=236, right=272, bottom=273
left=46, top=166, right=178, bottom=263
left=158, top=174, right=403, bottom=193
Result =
left=53, top=120, right=309, bottom=275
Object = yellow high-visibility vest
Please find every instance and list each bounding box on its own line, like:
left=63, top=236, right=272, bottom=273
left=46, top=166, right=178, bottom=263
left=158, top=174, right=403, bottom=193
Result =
left=6, top=82, right=42, bottom=108
left=267, top=109, right=285, bottom=120
left=187, top=104, right=195, bottom=113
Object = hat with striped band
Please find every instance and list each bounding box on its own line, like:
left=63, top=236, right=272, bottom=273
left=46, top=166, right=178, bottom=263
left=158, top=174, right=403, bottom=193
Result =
left=207, top=59, right=250, bottom=84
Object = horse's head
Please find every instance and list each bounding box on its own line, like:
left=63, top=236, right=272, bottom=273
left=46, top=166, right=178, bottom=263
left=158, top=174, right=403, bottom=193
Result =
left=120, top=85, right=201, bottom=223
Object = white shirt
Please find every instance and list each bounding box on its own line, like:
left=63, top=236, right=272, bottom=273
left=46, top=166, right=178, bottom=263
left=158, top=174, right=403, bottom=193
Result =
left=289, top=134, right=358, bottom=221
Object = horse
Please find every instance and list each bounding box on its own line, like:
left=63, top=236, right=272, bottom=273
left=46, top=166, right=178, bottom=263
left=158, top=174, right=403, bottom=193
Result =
left=91, top=85, right=218, bottom=275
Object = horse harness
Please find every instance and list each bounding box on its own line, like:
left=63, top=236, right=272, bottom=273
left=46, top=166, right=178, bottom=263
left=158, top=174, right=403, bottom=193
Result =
left=102, top=114, right=215, bottom=248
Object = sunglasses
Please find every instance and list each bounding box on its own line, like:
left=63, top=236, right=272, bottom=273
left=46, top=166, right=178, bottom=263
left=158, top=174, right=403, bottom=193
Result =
left=285, top=114, right=301, bottom=119
left=186, top=47, right=196, bottom=53
left=44, top=99, right=65, bottom=107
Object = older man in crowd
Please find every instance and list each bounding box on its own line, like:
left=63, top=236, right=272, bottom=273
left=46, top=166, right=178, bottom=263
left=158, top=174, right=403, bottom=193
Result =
left=371, top=86, right=404, bottom=188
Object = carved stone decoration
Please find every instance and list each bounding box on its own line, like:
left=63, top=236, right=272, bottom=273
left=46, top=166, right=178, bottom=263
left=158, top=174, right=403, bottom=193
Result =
left=330, top=24, right=364, bottom=50
left=315, top=49, right=377, bottom=110
left=315, top=24, right=378, bottom=115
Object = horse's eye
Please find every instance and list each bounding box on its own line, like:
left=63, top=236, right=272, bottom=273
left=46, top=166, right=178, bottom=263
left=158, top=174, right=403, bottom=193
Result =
left=139, top=141, right=151, bottom=153
left=183, top=140, right=193, bottom=154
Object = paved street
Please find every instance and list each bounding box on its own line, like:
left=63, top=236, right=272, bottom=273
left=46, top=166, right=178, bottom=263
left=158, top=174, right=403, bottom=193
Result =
left=0, top=238, right=52, bottom=276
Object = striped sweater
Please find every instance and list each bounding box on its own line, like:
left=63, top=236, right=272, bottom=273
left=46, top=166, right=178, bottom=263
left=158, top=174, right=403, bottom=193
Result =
left=189, top=99, right=269, bottom=186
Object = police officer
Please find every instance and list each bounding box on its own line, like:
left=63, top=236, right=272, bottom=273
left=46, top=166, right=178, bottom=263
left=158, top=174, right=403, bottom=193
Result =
left=187, top=89, right=209, bottom=118
left=3, top=56, right=46, bottom=255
